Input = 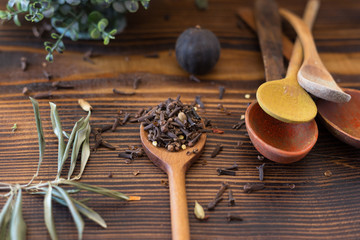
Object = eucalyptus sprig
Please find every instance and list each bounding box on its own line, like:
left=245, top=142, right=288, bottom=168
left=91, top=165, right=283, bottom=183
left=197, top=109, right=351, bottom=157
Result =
left=0, top=0, right=151, bottom=62
left=0, top=98, right=140, bottom=239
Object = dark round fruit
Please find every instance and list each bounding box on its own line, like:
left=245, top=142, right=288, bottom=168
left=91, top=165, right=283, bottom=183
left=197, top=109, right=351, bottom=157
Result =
left=175, top=26, right=221, bottom=75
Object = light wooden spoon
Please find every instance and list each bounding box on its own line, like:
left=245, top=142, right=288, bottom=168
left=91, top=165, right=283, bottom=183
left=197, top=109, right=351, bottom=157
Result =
left=140, top=124, right=206, bottom=240
left=256, top=0, right=319, bottom=123
left=279, top=8, right=351, bottom=103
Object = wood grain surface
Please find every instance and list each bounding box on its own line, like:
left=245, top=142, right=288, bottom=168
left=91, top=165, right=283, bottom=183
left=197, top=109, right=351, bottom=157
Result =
left=1, top=0, right=360, bottom=239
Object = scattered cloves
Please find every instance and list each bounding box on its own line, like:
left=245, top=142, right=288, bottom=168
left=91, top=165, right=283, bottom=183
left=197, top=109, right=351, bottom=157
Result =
left=113, top=88, right=136, bottom=96
left=211, top=144, right=223, bottom=158
left=228, top=190, right=235, bottom=206
left=226, top=213, right=243, bottom=222
left=256, top=163, right=266, bottom=181
left=217, top=168, right=236, bottom=176
left=218, top=86, right=225, bottom=99
left=243, top=183, right=265, bottom=193
left=207, top=182, right=229, bottom=210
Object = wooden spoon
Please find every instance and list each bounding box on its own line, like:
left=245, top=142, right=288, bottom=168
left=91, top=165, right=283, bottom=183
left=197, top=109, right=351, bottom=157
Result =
left=255, top=1, right=319, bottom=123
left=140, top=124, right=206, bottom=240
left=317, top=89, right=360, bottom=148
left=279, top=8, right=351, bottom=103
left=245, top=0, right=318, bottom=163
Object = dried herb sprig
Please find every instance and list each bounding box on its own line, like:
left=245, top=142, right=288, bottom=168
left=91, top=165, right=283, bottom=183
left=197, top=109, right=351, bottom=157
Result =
left=0, top=98, right=140, bottom=239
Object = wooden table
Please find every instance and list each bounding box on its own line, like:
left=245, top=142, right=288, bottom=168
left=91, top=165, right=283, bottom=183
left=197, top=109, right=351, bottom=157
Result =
left=1, top=0, right=360, bottom=239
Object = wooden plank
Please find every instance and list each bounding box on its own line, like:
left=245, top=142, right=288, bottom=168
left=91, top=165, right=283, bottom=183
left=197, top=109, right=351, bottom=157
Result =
left=0, top=0, right=360, bottom=239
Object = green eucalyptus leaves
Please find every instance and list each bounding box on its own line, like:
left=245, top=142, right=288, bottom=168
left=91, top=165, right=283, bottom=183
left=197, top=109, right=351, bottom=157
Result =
left=0, top=0, right=151, bottom=62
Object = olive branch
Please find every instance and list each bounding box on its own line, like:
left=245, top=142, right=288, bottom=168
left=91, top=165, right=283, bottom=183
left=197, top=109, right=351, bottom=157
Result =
left=0, top=98, right=140, bottom=240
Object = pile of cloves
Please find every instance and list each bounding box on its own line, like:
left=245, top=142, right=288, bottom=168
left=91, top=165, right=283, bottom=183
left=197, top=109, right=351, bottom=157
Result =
left=138, top=96, right=203, bottom=152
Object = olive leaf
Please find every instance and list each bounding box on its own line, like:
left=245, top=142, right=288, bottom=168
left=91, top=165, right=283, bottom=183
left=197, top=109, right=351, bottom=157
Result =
left=45, top=188, right=107, bottom=228
left=30, top=97, right=45, bottom=177
left=44, top=184, right=57, bottom=240
left=53, top=186, right=84, bottom=240
left=10, top=189, right=26, bottom=240
left=60, top=180, right=129, bottom=201
left=73, top=121, right=91, bottom=180
left=0, top=194, right=13, bottom=239
left=56, top=117, right=85, bottom=179
left=68, top=111, right=91, bottom=179
left=50, top=102, right=65, bottom=172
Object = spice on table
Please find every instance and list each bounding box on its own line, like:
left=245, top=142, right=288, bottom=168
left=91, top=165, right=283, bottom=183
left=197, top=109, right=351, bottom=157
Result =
left=232, top=120, right=245, bottom=130
left=133, top=77, right=141, bottom=89
left=83, top=49, right=95, bottom=64
left=113, top=88, right=136, bottom=96
left=140, top=96, right=203, bottom=152
left=122, top=112, right=131, bottom=125
left=256, top=163, right=266, bottom=181
left=33, top=91, right=53, bottom=99
left=207, top=182, right=229, bottom=210
left=52, top=81, right=74, bottom=89
left=217, top=168, right=236, bottom=176
left=244, top=93, right=251, bottom=99
left=324, top=170, right=332, bottom=177
left=20, top=57, right=27, bottom=71
left=257, top=155, right=265, bottom=161
left=189, top=75, right=201, bottom=83
left=210, top=143, right=222, bottom=158
left=78, top=99, right=92, bottom=112
left=144, top=52, right=159, bottom=58
left=194, top=200, right=206, bottom=220
left=132, top=170, right=140, bottom=176
left=243, top=183, right=265, bottom=193
left=226, top=213, right=243, bottom=222
left=218, top=86, right=225, bottom=99
left=111, top=117, right=121, bottom=132
left=289, top=183, right=296, bottom=189
left=22, top=87, right=30, bottom=95
left=195, top=95, right=205, bottom=108
left=217, top=104, right=231, bottom=115
left=212, top=128, right=224, bottom=134
left=160, top=179, right=169, bottom=188
left=224, top=162, right=238, bottom=171
left=118, top=146, right=145, bottom=163
left=42, top=70, right=53, bottom=80
left=92, top=128, right=117, bottom=152
left=228, top=190, right=235, bottom=206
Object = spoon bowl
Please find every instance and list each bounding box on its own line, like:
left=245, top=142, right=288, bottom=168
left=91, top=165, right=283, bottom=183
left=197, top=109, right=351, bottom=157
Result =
left=317, top=88, right=360, bottom=148
left=140, top=124, right=206, bottom=240
left=246, top=102, right=318, bottom=163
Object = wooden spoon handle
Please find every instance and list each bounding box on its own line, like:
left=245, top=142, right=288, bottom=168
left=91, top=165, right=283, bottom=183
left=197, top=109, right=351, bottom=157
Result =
left=286, top=0, right=320, bottom=79
left=167, top=168, right=190, bottom=240
left=254, top=0, right=286, bottom=81
left=279, top=8, right=322, bottom=65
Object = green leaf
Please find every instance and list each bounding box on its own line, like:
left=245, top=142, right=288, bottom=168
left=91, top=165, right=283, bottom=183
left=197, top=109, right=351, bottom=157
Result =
left=44, top=184, right=57, bottom=240
left=51, top=33, right=59, bottom=39
left=56, top=117, right=84, bottom=179
left=35, top=13, right=44, bottom=22
left=10, top=189, right=26, bottom=240
left=30, top=97, right=45, bottom=177
left=109, top=29, right=117, bottom=36
left=65, top=0, right=81, bottom=6
left=103, top=36, right=110, bottom=45
left=0, top=194, right=13, bottom=239
left=88, top=11, right=102, bottom=23
left=68, top=111, right=91, bottom=179
left=53, top=186, right=84, bottom=240
left=24, top=14, right=32, bottom=21
left=97, top=18, right=108, bottom=31
left=60, top=180, right=130, bottom=201
left=74, top=121, right=91, bottom=180
left=90, top=28, right=100, bottom=39
left=45, top=46, right=52, bottom=53
left=0, top=10, right=8, bottom=20
left=50, top=102, right=65, bottom=172
left=124, top=0, right=139, bottom=12
left=46, top=53, right=53, bottom=62
left=13, top=14, right=21, bottom=26
left=140, top=0, right=150, bottom=9
left=48, top=191, right=107, bottom=228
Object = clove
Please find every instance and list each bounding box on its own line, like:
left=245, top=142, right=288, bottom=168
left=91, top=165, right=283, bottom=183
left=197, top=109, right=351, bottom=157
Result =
left=217, top=168, right=236, bottom=176
left=226, top=213, right=243, bottom=222
left=256, top=163, right=266, bottom=181
left=211, top=144, right=223, bottom=158
left=243, top=183, right=265, bottom=193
